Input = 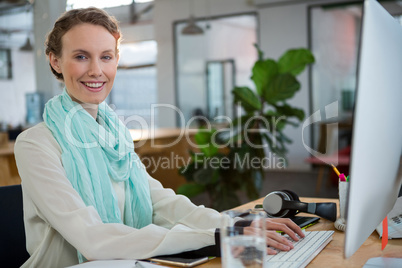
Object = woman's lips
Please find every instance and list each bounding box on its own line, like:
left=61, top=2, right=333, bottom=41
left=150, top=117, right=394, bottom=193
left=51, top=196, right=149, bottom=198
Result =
left=81, top=82, right=105, bottom=92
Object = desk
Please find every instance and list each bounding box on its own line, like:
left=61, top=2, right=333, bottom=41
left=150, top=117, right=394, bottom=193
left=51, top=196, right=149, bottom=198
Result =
left=130, top=128, right=197, bottom=192
left=199, top=197, right=402, bottom=268
left=0, top=141, right=21, bottom=186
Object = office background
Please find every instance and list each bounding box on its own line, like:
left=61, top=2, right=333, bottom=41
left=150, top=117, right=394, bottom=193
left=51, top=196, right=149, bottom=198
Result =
left=1, top=0, right=401, bottom=201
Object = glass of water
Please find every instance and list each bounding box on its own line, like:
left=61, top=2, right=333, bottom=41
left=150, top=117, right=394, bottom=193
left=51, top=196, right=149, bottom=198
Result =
left=221, top=210, right=267, bottom=268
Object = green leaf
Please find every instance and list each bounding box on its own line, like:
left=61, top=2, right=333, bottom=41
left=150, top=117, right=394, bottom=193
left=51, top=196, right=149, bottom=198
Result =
left=275, top=104, right=305, bottom=121
left=278, top=132, right=293, bottom=144
left=212, top=191, right=241, bottom=211
left=232, top=114, right=253, bottom=127
left=251, top=59, right=278, bottom=96
left=254, top=43, right=264, bottom=61
left=248, top=169, right=263, bottom=199
left=211, top=168, right=220, bottom=184
left=194, top=167, right=215, bottom=185
left=263, top=73, right=300, bottom=104
left=178, top=162, right=197, bottom=182
left=275, top=119, right=287, bottom=132
left=284, top=120, right=299, bottom=127
left=176, top=183, right=206, bottom=198
left=232, top=144, right=251, bottom=173
left=233, top=87, right=262, bottom=112
left=262, top=133, right=274, bottom=152
left=194, top=129, right=218, bottom=157
left=278, top=48, right=315, bottom=76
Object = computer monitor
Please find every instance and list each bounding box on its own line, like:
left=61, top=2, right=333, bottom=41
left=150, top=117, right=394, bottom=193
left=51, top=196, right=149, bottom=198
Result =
left=344, top=0, right=402, bottom=259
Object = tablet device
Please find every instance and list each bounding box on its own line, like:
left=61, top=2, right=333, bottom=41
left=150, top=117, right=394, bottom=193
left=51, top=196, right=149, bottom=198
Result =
left=148, top=256, right=209, bottom=267
left=291, top=216, right=320, bottom=228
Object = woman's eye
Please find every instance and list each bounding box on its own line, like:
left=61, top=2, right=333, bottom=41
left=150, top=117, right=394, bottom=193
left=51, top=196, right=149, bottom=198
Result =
left=75, top=55, right=87, bottom=60
left=102, top=55, right=112, bottom=60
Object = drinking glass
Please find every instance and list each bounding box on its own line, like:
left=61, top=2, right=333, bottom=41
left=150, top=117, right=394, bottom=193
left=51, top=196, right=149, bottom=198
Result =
left=221, top=210, right=267, bottom=268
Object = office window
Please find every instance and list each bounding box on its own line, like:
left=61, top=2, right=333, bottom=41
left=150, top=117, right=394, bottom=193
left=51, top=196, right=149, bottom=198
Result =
left=206, top=60, right=235, bottom=121
left=108, top=41, right=157, bottom=129
left=0, top=49, right=12, bottom=79
left=174, top=13, right=257, bottom=126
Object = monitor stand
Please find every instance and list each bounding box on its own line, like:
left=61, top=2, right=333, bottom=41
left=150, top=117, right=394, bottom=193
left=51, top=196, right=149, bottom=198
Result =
left=364, top=257, right=402, bottom=267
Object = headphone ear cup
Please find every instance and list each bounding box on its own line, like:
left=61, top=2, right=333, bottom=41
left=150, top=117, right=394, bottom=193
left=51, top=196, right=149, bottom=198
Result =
left=281, top=190, right=300, bottom=202
left=263, top=190, right=296, bottom=218
left=279, top=190, right=299, bottom=218
left=281, top=208, right=297, bottom=218
left=263, top=191, right=286, bottom=218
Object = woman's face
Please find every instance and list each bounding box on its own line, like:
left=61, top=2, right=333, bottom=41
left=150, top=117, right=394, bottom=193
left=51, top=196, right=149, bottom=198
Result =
left=49, top=23, right=119, bottom=105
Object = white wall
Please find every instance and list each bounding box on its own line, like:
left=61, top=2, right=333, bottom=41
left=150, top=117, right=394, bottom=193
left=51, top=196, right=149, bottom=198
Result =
left=153, top=0, right=313, bottom=170
left=0, top=49, right=36, bottom=127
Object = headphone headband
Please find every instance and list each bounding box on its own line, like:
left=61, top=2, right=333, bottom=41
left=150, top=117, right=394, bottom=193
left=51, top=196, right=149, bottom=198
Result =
left=262, top=190, right=336, bottom=222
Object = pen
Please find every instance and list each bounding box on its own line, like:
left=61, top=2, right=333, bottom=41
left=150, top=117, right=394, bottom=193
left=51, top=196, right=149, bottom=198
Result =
left=331, top=164, right=347, bottom=182
left=331, top=164, right=340, bottom=176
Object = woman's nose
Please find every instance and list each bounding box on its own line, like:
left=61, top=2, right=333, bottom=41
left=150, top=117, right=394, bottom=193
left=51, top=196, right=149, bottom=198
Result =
left=88, top=60, right=102, bottom=77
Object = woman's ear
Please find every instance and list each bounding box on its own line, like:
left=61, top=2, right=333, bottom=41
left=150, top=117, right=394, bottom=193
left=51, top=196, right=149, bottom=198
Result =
left=48, top=52, right=62, bottom=74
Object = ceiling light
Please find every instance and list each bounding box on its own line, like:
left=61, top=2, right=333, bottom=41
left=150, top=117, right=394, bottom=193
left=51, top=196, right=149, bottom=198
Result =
left=182, top=16, right=204, bottom=35
left=20, top=36, right=33, bottom=51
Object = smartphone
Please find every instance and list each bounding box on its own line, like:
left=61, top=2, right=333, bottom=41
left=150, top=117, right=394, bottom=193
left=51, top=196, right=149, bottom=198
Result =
left=148, top=256, right=209, bottom=267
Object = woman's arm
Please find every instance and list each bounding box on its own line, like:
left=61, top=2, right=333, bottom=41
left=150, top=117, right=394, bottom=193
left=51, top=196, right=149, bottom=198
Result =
left=14, top=125, right=216, bottom=261
left=147, top=176, right=223, bottom=230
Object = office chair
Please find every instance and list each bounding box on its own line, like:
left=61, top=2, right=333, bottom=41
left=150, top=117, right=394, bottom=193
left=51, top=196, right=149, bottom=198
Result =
left=0, top=184, right=30, bottom=267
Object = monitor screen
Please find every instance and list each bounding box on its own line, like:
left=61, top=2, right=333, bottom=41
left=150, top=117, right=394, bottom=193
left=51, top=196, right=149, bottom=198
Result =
left=344, top=0, right=402, bottom=258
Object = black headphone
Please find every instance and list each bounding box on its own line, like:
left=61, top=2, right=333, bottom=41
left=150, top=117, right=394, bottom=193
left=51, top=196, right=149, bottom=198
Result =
left=262, top=190, right=337, bottom=222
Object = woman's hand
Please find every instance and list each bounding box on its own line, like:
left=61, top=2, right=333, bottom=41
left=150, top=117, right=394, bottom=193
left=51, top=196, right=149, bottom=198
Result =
left=246, top=218, right=305, bottom=255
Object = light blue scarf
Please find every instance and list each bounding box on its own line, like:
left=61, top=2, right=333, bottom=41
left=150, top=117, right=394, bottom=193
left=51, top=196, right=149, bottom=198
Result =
left=43, top=89, right=153, bottom=261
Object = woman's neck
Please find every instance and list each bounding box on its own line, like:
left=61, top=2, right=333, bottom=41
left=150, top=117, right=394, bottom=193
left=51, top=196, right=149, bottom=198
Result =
left=82, top=104, right=98, bottom=120
left=66, top=89, right=98, bottom=120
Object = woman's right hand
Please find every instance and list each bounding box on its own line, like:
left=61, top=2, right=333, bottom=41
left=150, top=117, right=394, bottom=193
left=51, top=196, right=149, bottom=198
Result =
left=243, top=226, right=296, bottom=255
left=245, top=217, right=304, bottom=254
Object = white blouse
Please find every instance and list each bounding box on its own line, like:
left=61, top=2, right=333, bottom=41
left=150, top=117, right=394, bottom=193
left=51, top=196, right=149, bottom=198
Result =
left=14, top=122, right=224, bottom=268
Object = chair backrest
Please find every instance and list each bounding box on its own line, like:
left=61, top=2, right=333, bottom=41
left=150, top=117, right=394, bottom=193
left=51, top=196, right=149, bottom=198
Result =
left=0, top=184, right=30, bottom=267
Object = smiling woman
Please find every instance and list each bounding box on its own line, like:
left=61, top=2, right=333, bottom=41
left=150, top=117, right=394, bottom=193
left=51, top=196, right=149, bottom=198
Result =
left=48, top=23, right=119, bottom=115
left=13, top=6, right=304, bottom=268
left=45, top=7, right=121, bottom=118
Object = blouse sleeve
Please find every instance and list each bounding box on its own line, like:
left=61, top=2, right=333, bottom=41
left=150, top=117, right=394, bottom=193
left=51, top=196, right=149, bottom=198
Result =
left=14, top=124, right=221, bottom=261
left=148, top=176, right=224, bottom=230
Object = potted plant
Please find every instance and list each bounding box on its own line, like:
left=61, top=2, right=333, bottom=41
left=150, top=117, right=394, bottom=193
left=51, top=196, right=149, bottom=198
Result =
left=177, top=45, right=315, bottom=211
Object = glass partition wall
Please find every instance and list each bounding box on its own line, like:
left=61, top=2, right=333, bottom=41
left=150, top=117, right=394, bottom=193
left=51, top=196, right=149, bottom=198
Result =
left=174, top=13, right=258, bottom=127
left=309, top=3, right=362, bottom=152
left=309, top=1, right=402, bottom=152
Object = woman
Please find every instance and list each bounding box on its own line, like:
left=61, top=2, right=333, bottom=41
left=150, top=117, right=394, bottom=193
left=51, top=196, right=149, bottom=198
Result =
left=14, top=7, right=303, bottom=268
